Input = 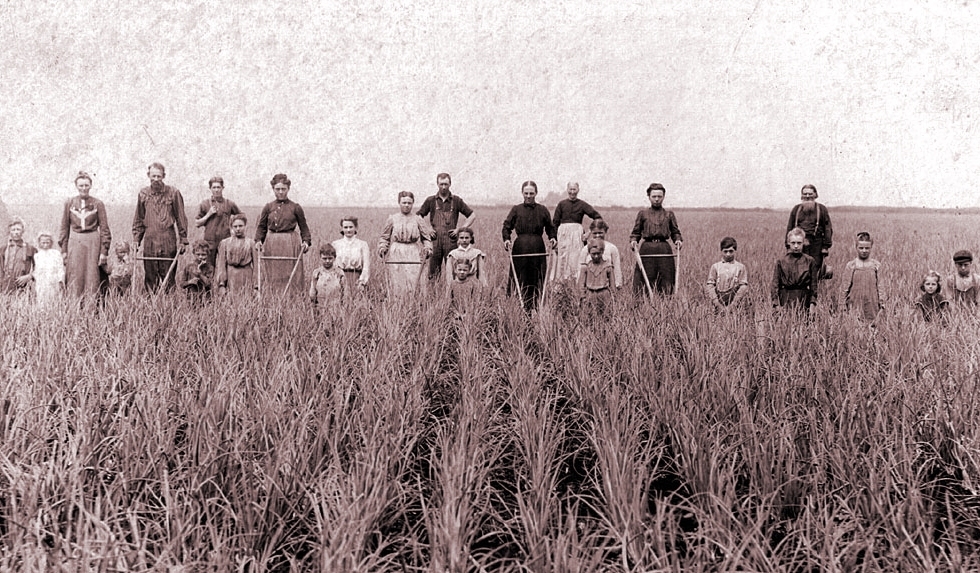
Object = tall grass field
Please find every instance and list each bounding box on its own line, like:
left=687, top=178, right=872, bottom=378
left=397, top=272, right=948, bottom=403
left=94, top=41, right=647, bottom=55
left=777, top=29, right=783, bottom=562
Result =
left=2, top=203, right=979, bottom=571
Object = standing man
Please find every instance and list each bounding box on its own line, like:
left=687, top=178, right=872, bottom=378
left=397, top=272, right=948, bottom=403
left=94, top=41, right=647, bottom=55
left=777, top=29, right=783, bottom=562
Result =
left=551, top=182, right=601, bottom=281
left=132, top=162, right=189, bottom=292
left=195, top=176, right=241, bottom=267
left=786, top=184, right=833, bottom=279
left=416, top=173, right=476, bottom=281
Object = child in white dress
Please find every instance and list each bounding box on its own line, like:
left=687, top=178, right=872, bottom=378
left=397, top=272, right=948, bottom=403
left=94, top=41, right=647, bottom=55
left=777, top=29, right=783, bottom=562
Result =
left=33, top=231, right=65, bottom=306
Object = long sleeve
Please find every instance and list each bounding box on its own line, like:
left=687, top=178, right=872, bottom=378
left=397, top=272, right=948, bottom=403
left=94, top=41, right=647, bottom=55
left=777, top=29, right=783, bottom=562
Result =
left=668, top=211, right=682, bottom=243
left=215, top=241, right=227, bottom=287
left=705, top=263, right=721, bottom=306
left=295, top=204, right=311, bottom=244
left=610, top=245, right=623, bottom=288
left=552, top=202, right=565, bottom=226
left=731, top=264, right=749, bottom=305
left=543, top=207, right=557, bottom=241
left=771, top=262, right=781, bottom=304
left=59, top=201, right=71, bottom=252
left=502, top=207, right=518, bottom=242
left=808, top=257, right=820, bottom=301
left=418, top=216, right=434, bottom=250
left=820, top=204, right=833, bottom=248
left=583, top=201, right=601, bottom=221
left=254, top=205, right=271, bottom=242
left=378, top=217, right=394, bottom=252
left=96, top=200, right=111, bottom=256
left=842, top=261, right=855, bottom=305
left=132, top=194, right=146, bottom=245
left=359, top=240, right=371, bottom=283
left=786, top=206, right=799, bottom=234
left=629, top=211, right=644, bottom=242
left=173, top=191, right=188, bottom=245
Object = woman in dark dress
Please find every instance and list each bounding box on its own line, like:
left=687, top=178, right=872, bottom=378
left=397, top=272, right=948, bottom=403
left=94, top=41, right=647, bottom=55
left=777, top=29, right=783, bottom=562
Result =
left=629, top=183, right=683, bottom=296
left=255, top=174, right=311, bottom=296
left=502, top=181, right=557, bottom=311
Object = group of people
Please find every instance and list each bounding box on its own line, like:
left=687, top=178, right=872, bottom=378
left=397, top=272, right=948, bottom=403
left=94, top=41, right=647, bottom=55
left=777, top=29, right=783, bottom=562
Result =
left=0, top=166, right=974, bottom=324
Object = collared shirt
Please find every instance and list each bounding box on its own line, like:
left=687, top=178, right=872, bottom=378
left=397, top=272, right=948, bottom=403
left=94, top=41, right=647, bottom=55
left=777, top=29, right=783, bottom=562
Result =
left=59, top=195, right=112, bottom=256
left=417, top=192, right=474, bottom=234
left=255, top=199, right=312, bottom=243
left=577, top=241, right=623, bottom=288
left=198, top=197, right=241, bottom=245
left=502, top=203, right=557, bottom=241
left=579, top=259, right=613, bottom=290
left=553, top=198, right=600, bottom=226
left=629, top=207, right=682, bottom=243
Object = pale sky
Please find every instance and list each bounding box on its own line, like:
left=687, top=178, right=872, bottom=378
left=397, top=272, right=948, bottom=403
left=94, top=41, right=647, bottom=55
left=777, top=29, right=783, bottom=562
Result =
left=2, top=0, right=978, bottom=208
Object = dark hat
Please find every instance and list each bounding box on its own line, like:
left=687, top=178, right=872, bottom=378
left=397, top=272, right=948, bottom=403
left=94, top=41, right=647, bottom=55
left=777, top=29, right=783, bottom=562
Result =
left=953, top=250, right=973, bottom=263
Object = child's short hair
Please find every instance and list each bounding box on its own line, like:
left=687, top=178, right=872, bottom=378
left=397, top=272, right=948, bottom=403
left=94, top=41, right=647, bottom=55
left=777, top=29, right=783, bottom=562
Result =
left=856, top=231, right=872, bottom=243
left=720, top=236, right=737, bottom=250
left=192, top=240, right=210, bottom=256
left=587, top=237, right=605, bottom=254
left=231, top=213, right=247, bottom=226
left=455, top=258, right=472, bottom=269
left=953, top=250, right=973, bottom=264
left=36, top=231, right=53, bottom=244
left=319, top=243, right=337, bottom=257
left=457, top=227, right=475, bottom=244
left=8, top=217, right=24, bottom=230
left=786, top=227, right=806, bottom=243
left=115, top=241, right=131, bottom=253
left=589, top=218, right=609, bottom=232
left=921, top=271, right=942, bottom=293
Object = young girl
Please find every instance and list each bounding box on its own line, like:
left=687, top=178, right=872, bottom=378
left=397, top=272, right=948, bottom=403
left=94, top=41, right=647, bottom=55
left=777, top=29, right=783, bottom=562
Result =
left=704, top=236, right=748, bottom=311
left=106, top=241, right=133, bottom=296
left=842, top=232, right=884, bottom=321
left=771, top=227, right=819, bottom=311
left=215, top=214, right=257, bottom=295
left=1, top=218, right=36, bottom=294
left=445, top=227, right=487, bottom=288
left=33, top=231, right=65, bottom=306
left=916, top=271, right=950, bottom=324
left=448, top=258, right=480, bottom=300
left=331, top=216, right=371, bottom=291
left=946, top=250, right=980, bottom=306
left=310, top=243, right=345, bottom=305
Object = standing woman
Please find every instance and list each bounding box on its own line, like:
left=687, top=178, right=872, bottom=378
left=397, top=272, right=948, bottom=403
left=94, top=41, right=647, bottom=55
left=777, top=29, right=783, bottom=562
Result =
left=629, top=183, right=682, bottom=296
left=59, top=171, right=111, bottom=298
left=378, top=192, right=433, bottom=297
left=255, top=174, right=311, bottom=296
left=332, top=216, right=371, bottom=292
left=502, top=181, right=557, bottom=311
left=786, top=184, right=833, bottom=279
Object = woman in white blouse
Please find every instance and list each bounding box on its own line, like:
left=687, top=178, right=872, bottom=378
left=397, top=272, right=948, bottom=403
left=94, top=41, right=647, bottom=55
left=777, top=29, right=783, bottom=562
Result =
left=331, top=216, right=371, bottom=291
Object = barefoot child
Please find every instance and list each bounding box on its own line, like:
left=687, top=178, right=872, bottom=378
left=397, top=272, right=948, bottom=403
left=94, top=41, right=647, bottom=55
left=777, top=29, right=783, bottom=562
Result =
left=705, top=236, right=748, bottom=312
left=771, top=227, right=819, bottom=311
left=842, top=232, right=884, bottom=321
left=106, top=242, right=133, bottom=296
left=33, top=231, right=65, bottom=306
left=445, top=227, right=487, bottom=288
left=0, top=218, right=36, bottom=295
left=215, top=214, right=257, bottom=295
left=179, top=240, right=214, bottom=300
left=916, top=271, right=949, bottom=324
left=310, top=243, right=345, bottom=306
left=946, top=250, right=980, bottom=307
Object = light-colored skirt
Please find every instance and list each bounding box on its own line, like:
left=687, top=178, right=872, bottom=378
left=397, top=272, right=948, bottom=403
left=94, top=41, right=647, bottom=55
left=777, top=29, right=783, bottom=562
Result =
left=385, top=241, right=425, bottom=297
left=551, top=223, right=583, bottom=281
left=260, top=232, right=304, bottom=296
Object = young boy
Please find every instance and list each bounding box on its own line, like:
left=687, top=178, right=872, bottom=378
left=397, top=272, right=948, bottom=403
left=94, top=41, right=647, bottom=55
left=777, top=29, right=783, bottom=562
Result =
left=106, top=241, right=134, bottom=296
left=946, top=250, right=980, bottom=306
left=577, top=219, right=622, bottom=289
left=578, top=240, right=613, bottom=296
left=179, top=240, right=214, bottom=300
left=0, top=218, right=36, bottom=294
left=310, top=243, right=345, bottom=305
left=705, top=236, right=748, bottom=312
left=771, top=227, right=819, bottom=311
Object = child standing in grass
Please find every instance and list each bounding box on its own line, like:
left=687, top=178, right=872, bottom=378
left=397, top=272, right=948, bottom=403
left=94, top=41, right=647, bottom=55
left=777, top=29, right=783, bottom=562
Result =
left=179, top=241, right=214, bottom=300
left=916, top=271, right=949, bottom=324
left=771, top=227, right=819, bottom=312
left=445, top=227, right=487, bottom=289
left=0, top=218, right=36, bottom=295
left=705, top=236, right=748, bottom=312
left=946, top=250, right=980, bottom=307
left=578, top=240, right=613, bottom=297
left=842, top=232, right=884, bottom=321
left=448, top=257, right=480, bottom=301
left=33, top=231, right=65, bottom=306
left=310, top=243, right=345, bottom=306
left=106, top=242, right=133, bottom=296
left=215, top=214, right=256, bottom=295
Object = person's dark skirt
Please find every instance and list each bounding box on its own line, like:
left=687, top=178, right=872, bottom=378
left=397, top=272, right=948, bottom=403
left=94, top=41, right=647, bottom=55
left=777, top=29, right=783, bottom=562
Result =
left=632, top=240, right=675, bottom=295
left=508, top=234, right=547, bottom=311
